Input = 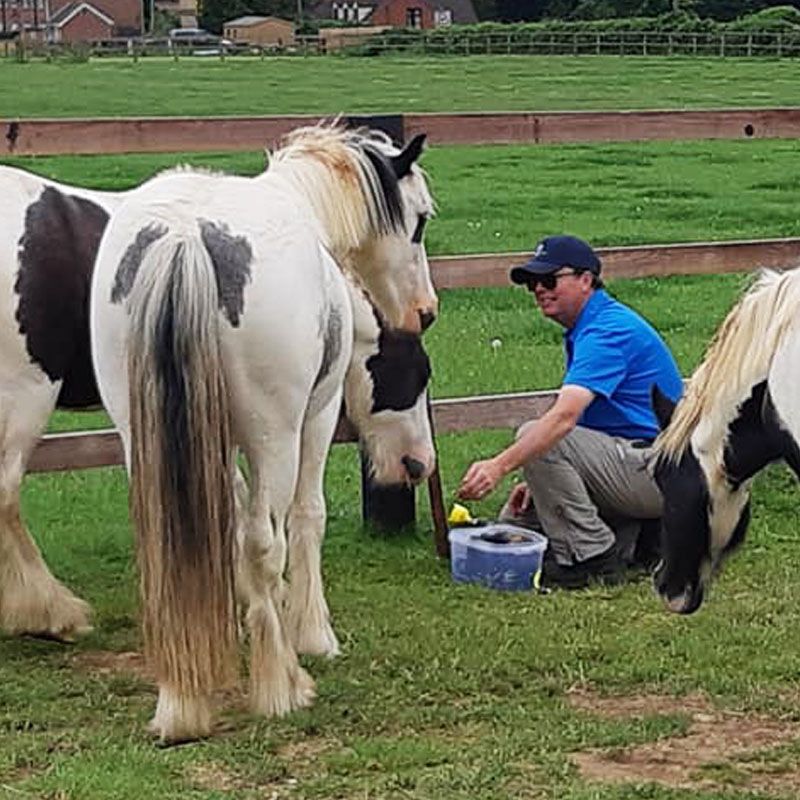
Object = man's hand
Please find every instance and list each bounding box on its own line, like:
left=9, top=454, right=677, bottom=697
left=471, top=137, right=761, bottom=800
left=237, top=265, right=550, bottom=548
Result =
left=458, top=458, right=504, bottom=500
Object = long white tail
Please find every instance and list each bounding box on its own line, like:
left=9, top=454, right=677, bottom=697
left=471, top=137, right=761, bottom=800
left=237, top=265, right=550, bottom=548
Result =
left=126, top=231, right=237, bottom=703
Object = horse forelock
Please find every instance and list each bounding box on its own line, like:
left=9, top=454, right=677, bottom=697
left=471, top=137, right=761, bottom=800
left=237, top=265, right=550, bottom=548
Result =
left=654, top=269, right=800, bottom=464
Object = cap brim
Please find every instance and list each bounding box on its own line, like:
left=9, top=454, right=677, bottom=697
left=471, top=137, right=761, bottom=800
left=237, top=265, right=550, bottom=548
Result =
left=509, top=258, right=561, bottom=284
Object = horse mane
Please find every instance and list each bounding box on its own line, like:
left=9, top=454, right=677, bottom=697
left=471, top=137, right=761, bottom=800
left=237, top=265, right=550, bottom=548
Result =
left=264, top=122, right=408, bottom=257
left=654, top=268, right=800, bottom=462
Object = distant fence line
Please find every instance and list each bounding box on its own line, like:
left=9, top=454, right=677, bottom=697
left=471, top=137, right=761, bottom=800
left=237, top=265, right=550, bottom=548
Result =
left=5, top=108, right=800, bottom=155
left=4, top=29, right=800, bottom=60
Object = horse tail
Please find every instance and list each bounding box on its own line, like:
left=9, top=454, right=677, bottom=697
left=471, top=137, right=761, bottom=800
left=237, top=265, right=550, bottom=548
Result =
left=127, top=230, right=237, bottom=702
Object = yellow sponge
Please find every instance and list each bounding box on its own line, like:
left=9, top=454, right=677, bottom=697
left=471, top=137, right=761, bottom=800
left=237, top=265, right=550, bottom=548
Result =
left=448, top=503, right=474, bottom=526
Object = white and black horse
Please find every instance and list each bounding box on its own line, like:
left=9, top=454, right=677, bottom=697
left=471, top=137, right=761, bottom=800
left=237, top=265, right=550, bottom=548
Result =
left=651, top=268, right=800, bottom=615
left=89, top=123, right=437, bottom=741
left=0, top=166, right=127, bottom=641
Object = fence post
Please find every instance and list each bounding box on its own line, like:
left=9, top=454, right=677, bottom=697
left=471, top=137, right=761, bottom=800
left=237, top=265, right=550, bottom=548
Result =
left=777, top=33, right=783, bottom=58
left=720, top=32, right=725, bottom=57
left=596, top=32, right=600, bottom=55
left=747, top=33, right=752, bottom=57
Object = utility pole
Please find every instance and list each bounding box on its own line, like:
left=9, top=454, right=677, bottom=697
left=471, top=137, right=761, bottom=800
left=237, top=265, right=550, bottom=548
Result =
left=296, top=0, right=302, bottom=22
left=1, top=0, right=6, bottom=34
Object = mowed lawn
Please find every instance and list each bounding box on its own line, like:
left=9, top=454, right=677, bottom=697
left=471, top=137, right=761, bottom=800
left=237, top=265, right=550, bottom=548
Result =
left=2, top=55, right=800, bottom=118
left=2, top=57, right=800, bottom=799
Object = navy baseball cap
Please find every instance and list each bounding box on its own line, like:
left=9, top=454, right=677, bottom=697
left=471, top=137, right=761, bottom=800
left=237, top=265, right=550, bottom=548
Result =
left=510, top=235, right=602, bottom=284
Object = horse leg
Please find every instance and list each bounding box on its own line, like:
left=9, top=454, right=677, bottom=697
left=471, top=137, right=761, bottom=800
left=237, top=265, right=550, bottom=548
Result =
left=0, top=396, right=91, bottom=641
left=285, top=398, right=340, bottom=657
left=240, top=439, right=315, bottom=718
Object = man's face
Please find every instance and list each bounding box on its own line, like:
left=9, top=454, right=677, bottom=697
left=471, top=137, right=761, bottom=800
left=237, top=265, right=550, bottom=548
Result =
left=526, top=268, right=594, bottom=328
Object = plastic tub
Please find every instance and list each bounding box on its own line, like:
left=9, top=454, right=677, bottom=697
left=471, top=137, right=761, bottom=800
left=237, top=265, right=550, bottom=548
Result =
left=448, top=523, right=548, bottom=591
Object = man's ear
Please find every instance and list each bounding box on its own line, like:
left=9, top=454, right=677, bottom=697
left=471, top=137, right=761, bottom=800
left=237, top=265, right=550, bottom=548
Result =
left=651, top=384, right=676, bottom=430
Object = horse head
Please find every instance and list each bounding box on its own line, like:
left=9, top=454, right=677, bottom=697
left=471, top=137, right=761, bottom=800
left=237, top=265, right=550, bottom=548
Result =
left=651, top=385, right=752, bottom=615
left=344, top=280, right=435, bottom=486
left=269, top=125, right=438, bottom=336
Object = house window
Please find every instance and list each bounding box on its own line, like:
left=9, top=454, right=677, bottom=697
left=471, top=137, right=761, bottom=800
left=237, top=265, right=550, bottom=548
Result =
left=406, top=7, right=422, bottom=27
left=434, top=9, right=452, bottom=26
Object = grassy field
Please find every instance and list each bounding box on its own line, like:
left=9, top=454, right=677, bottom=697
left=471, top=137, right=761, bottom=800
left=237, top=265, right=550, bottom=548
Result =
left=3, top=55, right=800, bottom=118
left=3, top=56, right=800, bottom=799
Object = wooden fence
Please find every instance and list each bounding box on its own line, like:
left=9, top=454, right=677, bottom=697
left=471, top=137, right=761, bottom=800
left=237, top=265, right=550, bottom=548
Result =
left=6, top=30, right=800, bottom=60
left=6, top=108, right=800, bottom=155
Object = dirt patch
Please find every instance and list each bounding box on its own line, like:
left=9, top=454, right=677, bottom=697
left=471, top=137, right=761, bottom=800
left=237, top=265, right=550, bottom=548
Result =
left=184, top=761, right=257, bottom=793
left=70, top=650, right=151, bottom=680
left=568, top=688, right=800, bottom=796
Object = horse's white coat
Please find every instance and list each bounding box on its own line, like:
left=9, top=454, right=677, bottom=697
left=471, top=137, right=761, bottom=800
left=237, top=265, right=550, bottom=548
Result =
left=89, top=126, right=436, bottom=741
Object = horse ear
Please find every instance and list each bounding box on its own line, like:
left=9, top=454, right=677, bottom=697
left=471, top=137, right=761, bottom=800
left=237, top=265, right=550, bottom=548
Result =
left=651, top=384, right=676, bottom=430
left=391, top=134, right=427, bottom=179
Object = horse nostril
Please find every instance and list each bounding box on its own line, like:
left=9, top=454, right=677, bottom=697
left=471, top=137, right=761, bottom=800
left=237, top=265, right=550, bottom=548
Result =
left=418, top=310, right=436, bottom=332
left=402, top=455, right=425, bottom=481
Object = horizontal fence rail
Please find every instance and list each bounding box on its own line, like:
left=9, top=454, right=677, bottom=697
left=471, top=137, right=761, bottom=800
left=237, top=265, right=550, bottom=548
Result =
left=431, top=237, right=800, bottom=289
left=28, top=391, right=559, bottom=474
left=5, top=108, right=800, bottom=155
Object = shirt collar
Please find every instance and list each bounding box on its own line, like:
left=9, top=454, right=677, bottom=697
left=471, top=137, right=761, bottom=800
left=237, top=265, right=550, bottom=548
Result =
left=564, top=289, right=609, bottom=341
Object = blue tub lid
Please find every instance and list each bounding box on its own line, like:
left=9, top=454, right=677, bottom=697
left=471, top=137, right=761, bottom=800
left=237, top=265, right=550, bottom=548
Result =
left=448, top=523, right=547, bottom=554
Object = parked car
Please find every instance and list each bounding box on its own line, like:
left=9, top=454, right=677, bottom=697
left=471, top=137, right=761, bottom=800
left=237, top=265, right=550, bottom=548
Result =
left=168, top=27, right=234, bottom=53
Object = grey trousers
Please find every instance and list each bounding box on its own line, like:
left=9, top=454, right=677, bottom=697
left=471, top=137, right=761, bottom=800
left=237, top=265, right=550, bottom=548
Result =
left=500, top=424, right=662, bottom=567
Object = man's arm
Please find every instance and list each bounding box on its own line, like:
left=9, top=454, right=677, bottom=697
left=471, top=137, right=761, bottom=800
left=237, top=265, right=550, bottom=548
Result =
left=458, top=384, right=594, bottom=500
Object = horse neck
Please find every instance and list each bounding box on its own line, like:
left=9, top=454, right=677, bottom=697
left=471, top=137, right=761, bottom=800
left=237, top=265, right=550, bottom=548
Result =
left=693, top=379, right=793, bottom=497
left=264, top=158, right=372, bottom=265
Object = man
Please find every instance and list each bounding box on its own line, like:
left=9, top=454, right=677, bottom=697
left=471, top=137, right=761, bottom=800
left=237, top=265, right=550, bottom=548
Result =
left=458, top=235, right=683, bottom=589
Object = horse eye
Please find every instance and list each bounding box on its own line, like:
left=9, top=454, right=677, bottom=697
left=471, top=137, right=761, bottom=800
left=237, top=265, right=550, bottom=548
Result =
left=411, top=215, right=427, bottom=244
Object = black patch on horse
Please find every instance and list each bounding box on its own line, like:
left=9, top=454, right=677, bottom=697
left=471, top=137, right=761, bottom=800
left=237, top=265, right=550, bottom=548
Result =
left=653, top=446, right=711, bottom=607
left=199, top=220, right=252, bottom=327
left=315, top=305, right=343, bottom=388
left=724, top=381, right=799, bottom=488
left=15, top=186, right=108, bottom=408
left=367, top=329, right=430, bottom=412
left=111, top=224, right=167, bottom=304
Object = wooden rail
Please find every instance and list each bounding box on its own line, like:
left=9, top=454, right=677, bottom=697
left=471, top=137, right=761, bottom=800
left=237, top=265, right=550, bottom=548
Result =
left=28, top=391, right=558, bottom=474
left=5, top=108, right=800, bottom=156
left=431, top=237, right=800, bottom=289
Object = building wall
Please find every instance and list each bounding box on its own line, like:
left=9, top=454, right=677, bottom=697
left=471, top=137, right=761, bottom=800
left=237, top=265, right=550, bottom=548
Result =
left=371, top=0, right=434, bottom=29
left=0, top=0, right=48, bottom=32
left=49, top=0, right=141, bottom=34
left=58, top=8, right=113, bottom=40
left=225, top=20, right=294, bottom=46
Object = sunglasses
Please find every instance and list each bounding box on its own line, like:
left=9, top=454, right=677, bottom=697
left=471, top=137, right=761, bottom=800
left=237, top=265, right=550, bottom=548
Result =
left=525, top=268, right=583, bottom=292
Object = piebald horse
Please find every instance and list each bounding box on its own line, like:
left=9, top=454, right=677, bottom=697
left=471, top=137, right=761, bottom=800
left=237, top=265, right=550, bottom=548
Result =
left=652, top=268, right=800, bottom=615
left=89, top=123, right=437, bottom=741
left=0, top=166, right=126, bottom=641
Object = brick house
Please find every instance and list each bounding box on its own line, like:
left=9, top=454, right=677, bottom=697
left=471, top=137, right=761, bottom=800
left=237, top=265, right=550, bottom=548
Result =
left=309, top=0, right=477, bottom=28
left=0, top=0, right=141, bottom=38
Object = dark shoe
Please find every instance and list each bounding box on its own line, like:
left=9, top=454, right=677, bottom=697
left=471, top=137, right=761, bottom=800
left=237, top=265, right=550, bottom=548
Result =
left=541, top=545, right=625, bottom=590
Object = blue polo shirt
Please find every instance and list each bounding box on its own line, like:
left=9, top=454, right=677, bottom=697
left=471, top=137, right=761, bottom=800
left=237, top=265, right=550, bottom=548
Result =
left=563, top=290, right=683, bottom=440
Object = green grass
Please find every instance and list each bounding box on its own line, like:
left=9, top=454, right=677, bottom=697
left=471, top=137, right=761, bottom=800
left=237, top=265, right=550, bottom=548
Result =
left=3, top=55, right=800, bottom=118
left=4, top=273, right=800, bottom=800
left=3, top=56, right=800, bottom=798
left=7, top=137, right=800, bottom=256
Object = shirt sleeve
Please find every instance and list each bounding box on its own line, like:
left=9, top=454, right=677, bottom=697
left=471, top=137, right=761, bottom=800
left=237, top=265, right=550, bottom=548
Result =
left=563, top=325, right=630, bottom=399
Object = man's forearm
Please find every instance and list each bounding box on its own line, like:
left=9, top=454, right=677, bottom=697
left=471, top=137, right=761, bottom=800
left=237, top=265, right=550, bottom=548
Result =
left=493, top=410, right=577, bottom=477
